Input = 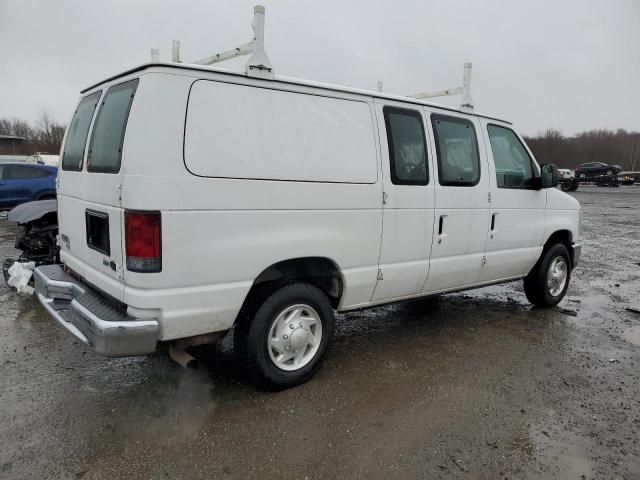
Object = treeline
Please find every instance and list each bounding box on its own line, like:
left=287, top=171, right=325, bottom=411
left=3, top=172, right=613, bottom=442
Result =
left=0, top=113, right=66, bottom=155
left=524, top=129, right=640, bottom=171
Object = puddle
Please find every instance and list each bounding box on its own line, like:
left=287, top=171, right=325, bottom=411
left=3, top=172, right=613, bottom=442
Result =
left=622, top=325, right=640, bottom=347
left=529, top=423, right=594, bottom=479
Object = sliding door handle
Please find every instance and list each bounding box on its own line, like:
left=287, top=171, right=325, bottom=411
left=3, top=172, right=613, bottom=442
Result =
left=437, top=215, right=448, bottom=243
left=490, top=213, right=499, bottom=239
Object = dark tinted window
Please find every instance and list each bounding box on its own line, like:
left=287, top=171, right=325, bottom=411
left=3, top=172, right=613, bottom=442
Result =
left=432, top=115, right=480, bottom=186
left=88, top=79, right=139, bottom=173
left=3, top=166, right=50, bottom=180
left=487, top=125, right=534, bottom=188
left=383, top=107, right=428, bottom=185
left=62, top=91, right=101, bottom=171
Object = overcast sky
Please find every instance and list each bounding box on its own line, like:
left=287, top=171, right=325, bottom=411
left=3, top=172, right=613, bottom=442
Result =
left=1, top=0, right=638, bottom=136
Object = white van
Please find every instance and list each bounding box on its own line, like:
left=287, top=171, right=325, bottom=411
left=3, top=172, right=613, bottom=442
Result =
left=35, top=63, right=581, bottom=389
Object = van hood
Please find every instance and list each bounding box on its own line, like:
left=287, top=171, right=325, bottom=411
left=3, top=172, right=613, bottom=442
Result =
left=547, top=187, right=580, bottom=211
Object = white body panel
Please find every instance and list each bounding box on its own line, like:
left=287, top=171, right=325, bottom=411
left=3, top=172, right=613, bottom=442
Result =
left=56, top=65, right=581, bottom=342
left=185, top=80, right=378, bottom=184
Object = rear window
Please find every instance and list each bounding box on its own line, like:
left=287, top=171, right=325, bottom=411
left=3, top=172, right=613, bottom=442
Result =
left=61, top=91, right=101, bottom=171
left=87, top=79, right=139, bottom=174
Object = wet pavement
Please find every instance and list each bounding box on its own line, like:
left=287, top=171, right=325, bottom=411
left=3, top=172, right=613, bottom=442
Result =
left=1, top=186, right=640, bottom=480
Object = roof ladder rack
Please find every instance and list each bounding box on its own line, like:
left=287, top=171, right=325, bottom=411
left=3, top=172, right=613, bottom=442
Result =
left=193, top=5, right=274, bottom=79
left=151, top=5, right=274, bottom=79
left=411, top=62, right=474, bottom=112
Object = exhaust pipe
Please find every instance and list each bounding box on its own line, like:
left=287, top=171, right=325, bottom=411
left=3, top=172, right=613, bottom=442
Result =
left=169, top=343, right=198, bottom=369
left=168, top=332, right=225, bottom=369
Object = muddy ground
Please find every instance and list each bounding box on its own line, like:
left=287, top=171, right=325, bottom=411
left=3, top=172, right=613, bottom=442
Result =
left=1, top=186, right=639, bottom=480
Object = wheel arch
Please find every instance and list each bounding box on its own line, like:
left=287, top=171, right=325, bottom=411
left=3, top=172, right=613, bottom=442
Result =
left=241, top=257, right=345, bottom=312
left=542, top=229, right=575, bottom=267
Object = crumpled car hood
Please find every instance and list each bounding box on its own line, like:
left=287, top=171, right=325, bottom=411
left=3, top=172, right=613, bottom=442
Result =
left=7, top=199, right=57, bottom=224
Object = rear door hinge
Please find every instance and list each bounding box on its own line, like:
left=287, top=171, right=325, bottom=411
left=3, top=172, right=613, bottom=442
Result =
left=488, top=192, right=492, bottom=203
left=481, top=255, right=487, bottom=265
left=116, top=184, right=123, bottom=203
left=377, top=269, right=384, bottom=281
left=382, top=191, right=389, bottom=205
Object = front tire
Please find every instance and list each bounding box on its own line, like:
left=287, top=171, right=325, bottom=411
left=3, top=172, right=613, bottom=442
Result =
left=234, top=282, right=335, bottom=390
left=523, top=243, right=571, bottom=308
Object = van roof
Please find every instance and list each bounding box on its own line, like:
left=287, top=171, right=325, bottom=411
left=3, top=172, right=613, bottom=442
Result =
left=81, top=63, right=512, bottom=125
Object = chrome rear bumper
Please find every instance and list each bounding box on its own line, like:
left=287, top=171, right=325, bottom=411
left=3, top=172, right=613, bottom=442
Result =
left=34, top=264, right=158, bottom=357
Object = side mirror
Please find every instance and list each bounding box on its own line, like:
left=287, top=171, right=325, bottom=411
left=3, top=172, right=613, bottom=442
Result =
left=540, top=163, right=560, bottom=189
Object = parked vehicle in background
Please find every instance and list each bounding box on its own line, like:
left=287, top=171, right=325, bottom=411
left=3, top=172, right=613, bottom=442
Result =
left=575, top=162, right=622, bottom=178
left=558, top=168, right=574, bottom=180
left=25, top=153, right=60, bottom=167
left=2, top=199, right=59, bottom=284
left=0, top=163, right=57, bottom=209
left=619, top=172, right=639, bottom=185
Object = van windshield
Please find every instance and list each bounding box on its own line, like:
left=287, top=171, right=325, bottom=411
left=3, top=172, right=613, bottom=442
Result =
left=87, top=79, right=139, bottom=174
left=61, top=91, right=101, bottom=171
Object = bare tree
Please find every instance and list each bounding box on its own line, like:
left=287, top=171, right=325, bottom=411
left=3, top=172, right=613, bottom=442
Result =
left=0, top=114, right=66, bottom=155
left=35, top=111, right=66, bottom=153
left=0, top=118, right=11, bottom=136
left=525, top=128, right=640, bottom=170
left=621, top=132, right=640, bottom=171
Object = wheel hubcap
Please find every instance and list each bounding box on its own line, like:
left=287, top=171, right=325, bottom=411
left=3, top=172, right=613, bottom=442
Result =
left=267, top=304, right=322, bottom=371
left=546, top=256, right=568, bottom=297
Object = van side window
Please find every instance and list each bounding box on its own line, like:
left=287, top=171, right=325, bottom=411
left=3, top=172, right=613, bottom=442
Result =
left=383, top=107, right=428, bottom=185
left=87, top=79, right=139, bottom=174
left=61, top=91, right=101, bottom=171
left=487, top=125, right=535, bottom=189
left=431, top=115, right=480, bottom=186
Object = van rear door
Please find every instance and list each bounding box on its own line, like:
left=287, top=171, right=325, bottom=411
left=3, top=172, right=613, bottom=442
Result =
left=58, top=79, right=139, bottom=302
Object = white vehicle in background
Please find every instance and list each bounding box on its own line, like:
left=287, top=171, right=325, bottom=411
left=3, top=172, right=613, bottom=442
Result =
left=558, top=168, right=574, bottom=180
left=34, top=6, right=582, bottom=389
left=25, top=153, right=60, bottom=166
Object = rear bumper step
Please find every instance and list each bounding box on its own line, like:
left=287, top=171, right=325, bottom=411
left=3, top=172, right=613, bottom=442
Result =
left=34, top=264, right=158, bottom=357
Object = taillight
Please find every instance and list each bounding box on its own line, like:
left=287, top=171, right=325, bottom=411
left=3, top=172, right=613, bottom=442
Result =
left=125, top=211, right=161, bottom=272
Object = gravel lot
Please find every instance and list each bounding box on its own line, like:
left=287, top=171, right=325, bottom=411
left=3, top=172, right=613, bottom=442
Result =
left=1, top=186, right=639, bottom=480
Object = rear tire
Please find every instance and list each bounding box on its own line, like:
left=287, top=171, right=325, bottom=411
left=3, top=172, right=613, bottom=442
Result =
left=234, top=282, right=335, bottom=390
left=523, top=243, right=571, bottom=308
